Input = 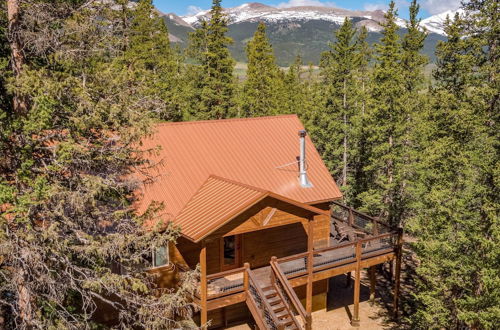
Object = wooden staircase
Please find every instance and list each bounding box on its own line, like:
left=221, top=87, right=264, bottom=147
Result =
left=244, top=262, right=310, bottom=330
left=261, top=286, right=299, bottom=329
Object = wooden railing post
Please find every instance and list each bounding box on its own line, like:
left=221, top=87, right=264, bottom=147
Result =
left=243, top=263, right=249, bottom=292
left=306, top=217, right=314, bottom=315
left=351, top=240, right=362, bottom=327
left=200, top=240, right=207, bottom=329
left=393, top=227, right=403, bottom=320
left=348, top=208, right=354, bottom=226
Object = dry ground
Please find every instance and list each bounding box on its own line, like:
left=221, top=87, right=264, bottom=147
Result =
left=227, top=270, right=398, bottom=330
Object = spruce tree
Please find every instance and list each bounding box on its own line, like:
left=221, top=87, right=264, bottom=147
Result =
left=282, top=55, right=305, bottom=115
left=358, top=1, right=406, bottom=224
left=241, top=22, right=281, bottom=117
left=349, top=26, right=372, bottom=206
left=410, top=3, right=499, bottom=328
left=125, top=0, right=184, bottom=121
left=187, top=0, right=236, bottom=119
left=313, top=17, right=359, bottom=192
left=0, top=1, right=197, bottom=327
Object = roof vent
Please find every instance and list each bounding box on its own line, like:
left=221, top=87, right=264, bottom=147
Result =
left=298, top=130, right=313, bottom=188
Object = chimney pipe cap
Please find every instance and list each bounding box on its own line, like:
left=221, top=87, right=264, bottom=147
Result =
left=298, top=130, right=307, bottom=137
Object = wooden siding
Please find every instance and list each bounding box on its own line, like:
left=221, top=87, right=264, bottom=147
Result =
left=242, top=223, right=308, bottom=269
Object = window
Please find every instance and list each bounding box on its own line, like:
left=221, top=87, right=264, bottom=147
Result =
left=152, top=245, right=169, bottom=268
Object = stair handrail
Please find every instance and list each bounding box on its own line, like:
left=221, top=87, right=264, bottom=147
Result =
left=244, top=264, right=285, bottom=330
left=270, top=257, right=311, bottom=330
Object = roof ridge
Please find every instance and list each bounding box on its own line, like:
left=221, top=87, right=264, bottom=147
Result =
left=153, top=114, right=299, bottom=127
left=207, top=175, right=269, bottom=194
left=174, top=174, right=268, bottom=219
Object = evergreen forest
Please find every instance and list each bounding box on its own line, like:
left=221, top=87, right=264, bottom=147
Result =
left=0, top=0, right=498, bottom=329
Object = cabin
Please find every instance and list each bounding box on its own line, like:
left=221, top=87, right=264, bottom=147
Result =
left=135, top=115, right=403, bottom=329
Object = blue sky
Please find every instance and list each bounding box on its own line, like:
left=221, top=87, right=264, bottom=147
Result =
left=152, top=0, right=462, bottom=19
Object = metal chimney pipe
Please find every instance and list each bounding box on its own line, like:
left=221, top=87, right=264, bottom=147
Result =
left=298, top=130, right=313, bottom=188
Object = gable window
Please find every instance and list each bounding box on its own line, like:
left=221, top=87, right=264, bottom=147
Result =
left=152, top=245, right=169, bottom=268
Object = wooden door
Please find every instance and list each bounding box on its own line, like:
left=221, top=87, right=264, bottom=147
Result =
left=220, top=234, right=242, bottom=271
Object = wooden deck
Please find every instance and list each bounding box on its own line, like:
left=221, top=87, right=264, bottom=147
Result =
left=205, top=232, right=396, bottom=311
left=197, top=202, right=404, bottom=328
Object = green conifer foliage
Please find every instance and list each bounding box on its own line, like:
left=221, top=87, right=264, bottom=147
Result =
left=409, top=3, right=500, bottom=327
left=125, top=0, right=184, bottom=121
left=349, top=26, right=372, bottom=206
left=359, top=1, right=406, bottom=224
left=187, top=0, right=236, bottom=119
left=241, top=22, right=281, bottom=117
left=312, top=17, right=360, bottom=192
left=0, top=1, right=197, bottom=328
left=282, top=55, right=305, bottom=115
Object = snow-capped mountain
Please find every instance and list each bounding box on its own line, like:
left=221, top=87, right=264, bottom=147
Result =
left=182, top=2, right=407, bottom=33
left=421, top=9, right=464, bottom=35
left=164, top=2, right=450, bottom=66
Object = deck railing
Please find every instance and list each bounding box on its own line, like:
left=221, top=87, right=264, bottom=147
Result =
left=331, top=201, right=393, bottom=235
left=206, top=266, right=245, bottom=300
left=270, top=257, right=311, bottom=330
left=276, top=232, right=399, bottom=280
left=244, top=265, right=285, bottom=330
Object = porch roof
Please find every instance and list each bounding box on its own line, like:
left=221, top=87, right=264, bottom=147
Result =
left=175, top=175, right=328, bottom=242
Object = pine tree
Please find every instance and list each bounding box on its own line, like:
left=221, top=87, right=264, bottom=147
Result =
left=349, top=26, right=372, bottom=206
left=125, top=0, right=184, bottom=121
left=0, top=1, right=197, bottom=327
left=282, top=55, right=305, bottom=115
left=241, top=22, right=281, bottom=117
left=187, top=0, right=236, bottom=119
left=397, top=0, right=428, bottom=224
left=312, top=17, right=359, bottom=192
left=358, top=1, right=406, bottom=224
left=410, top=3, right=500, bottom=328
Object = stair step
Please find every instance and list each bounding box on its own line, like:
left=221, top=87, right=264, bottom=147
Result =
left=267, top=295, right=281, bottom=305
left=275, top=310, right=290, bottom=319
left=285, top=325, right=298, bottom=330
left=282, top=316, right=294, bottom=326
left=272, top=303, right=285, bottom=313
left=264, top=290, right=278, bottom=299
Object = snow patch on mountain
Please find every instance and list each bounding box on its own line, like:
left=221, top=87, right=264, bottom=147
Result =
left=421, top=9, right=464, bottom=35
left=181, top=2, right=455, bottom=36
left=181, top=3, right=408, bottom=32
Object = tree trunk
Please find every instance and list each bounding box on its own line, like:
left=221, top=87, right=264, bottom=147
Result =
left=6, top=0, right=27, bottom=114
left=17, top=249, right=33, bottom=326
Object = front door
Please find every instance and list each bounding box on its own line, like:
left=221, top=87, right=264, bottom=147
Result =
left=220, top=234, right=242, bottom=271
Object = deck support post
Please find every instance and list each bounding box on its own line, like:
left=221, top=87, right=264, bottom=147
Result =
left=369, top=266, right=376, bottom=305
left=200, top=240, right=208, bottom=329
left=393, top=227, right=403, bottom=320
left=306, top=217, right=314, bottom=315
left=345, top=271, right=352, bottom=288
left=351, top=241, right=361, bottom=327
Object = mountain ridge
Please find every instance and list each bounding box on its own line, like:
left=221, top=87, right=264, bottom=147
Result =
left=162, top=2, right=455, bottom=66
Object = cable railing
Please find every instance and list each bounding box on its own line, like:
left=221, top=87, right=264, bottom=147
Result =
left=270, top=257, right=311, bottom=330
left=206, top=266, right=245, bottom=300
left=276, top=232, right=399, bottom=279
left=331, top=201, right=394, bottom=236
left=244, top=266, right=285, bottom=330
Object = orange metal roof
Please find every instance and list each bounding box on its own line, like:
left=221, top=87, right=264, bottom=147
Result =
left=175, top=175, right=329, bottom=242
left=135, top=115, right=342, bottom=238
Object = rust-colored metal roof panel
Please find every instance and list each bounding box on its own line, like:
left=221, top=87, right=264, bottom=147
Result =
left=175, top=175, right=329, bottom=242
left=175, top=176, right=266, bottom=241
left=135, top=115, right=342, bottom=235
